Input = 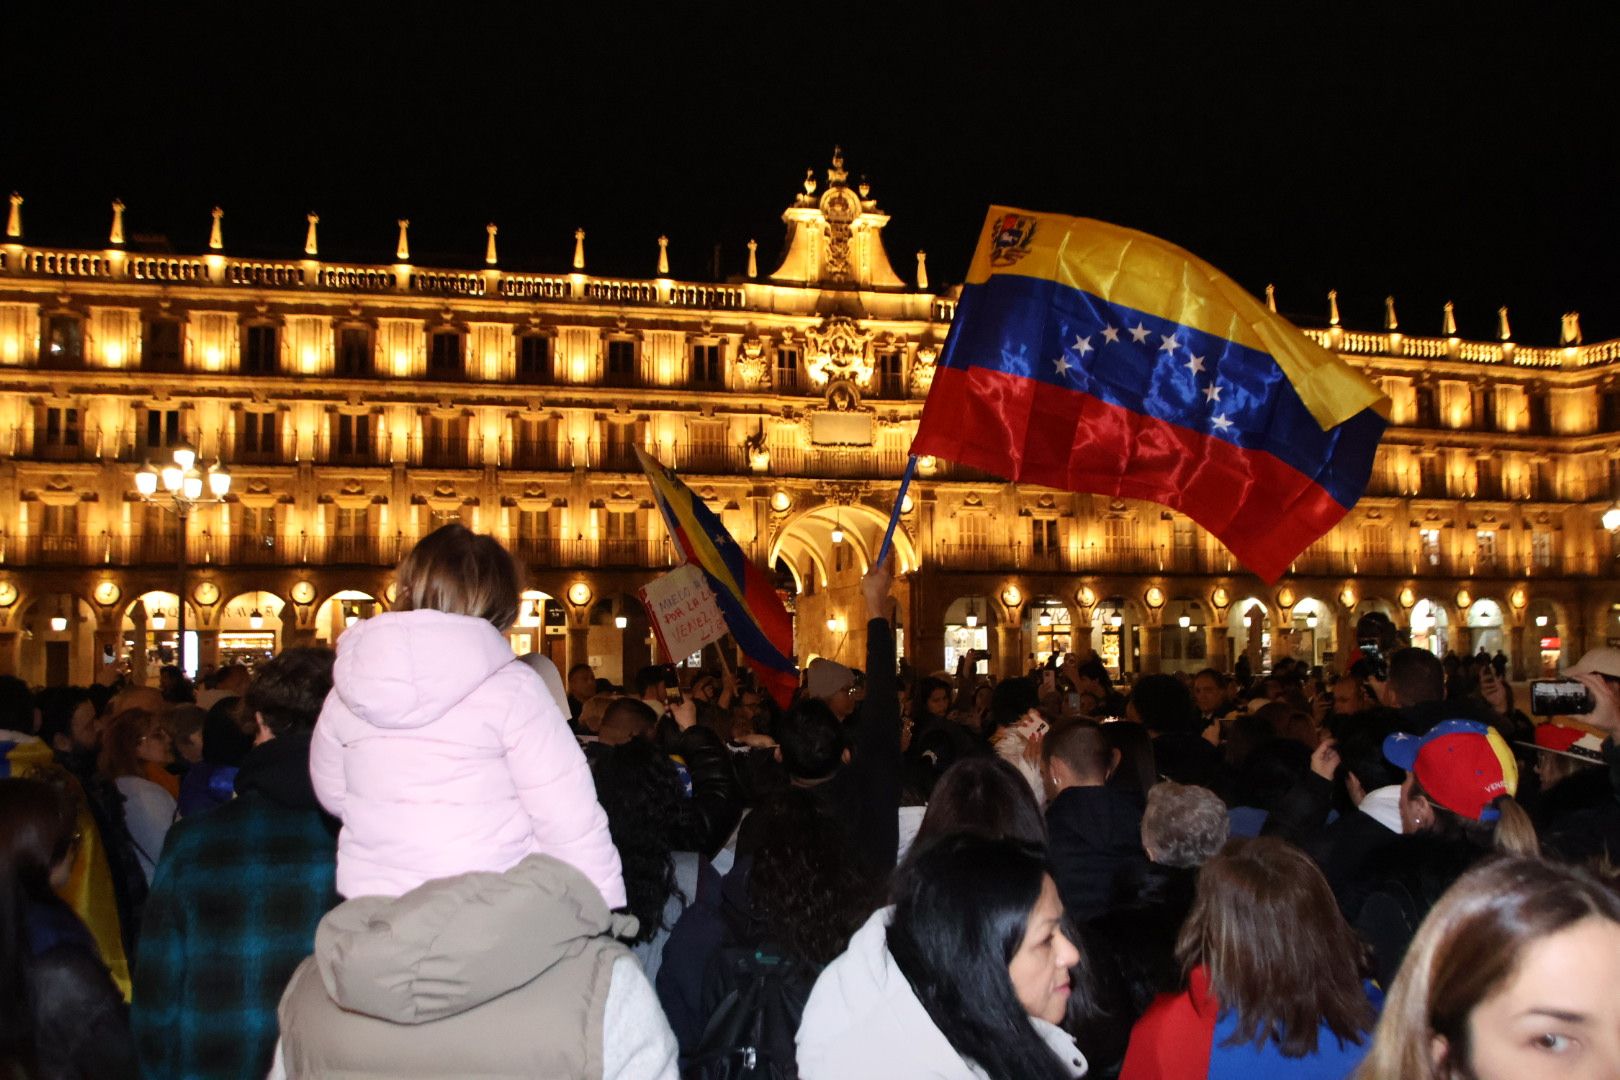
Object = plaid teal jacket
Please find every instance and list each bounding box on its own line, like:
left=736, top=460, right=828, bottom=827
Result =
left=131, top=734, right=338, bottom=1080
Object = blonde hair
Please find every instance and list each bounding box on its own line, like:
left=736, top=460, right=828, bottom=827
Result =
left=1354, top=858, right=1620, bottom=1079
left=578, top=693, right=617, bottom=735
left=393, top=524, right=521, bottom=631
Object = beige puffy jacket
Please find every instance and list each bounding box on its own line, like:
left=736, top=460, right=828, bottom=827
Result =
left=270, top=855, right=676, bottom=1079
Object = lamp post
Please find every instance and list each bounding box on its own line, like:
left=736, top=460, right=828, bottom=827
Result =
left=133, top=443, right=230, bottom=676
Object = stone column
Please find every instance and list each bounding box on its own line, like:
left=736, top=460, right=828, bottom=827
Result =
left=1140, top=624, right=1164, bottom=675
left=129, top=604, right=149, bottom=686
left=1510, top=623, right=1528, bottom=681
left=909, top=573, right=945, bottom=676
left=1335, top=608, right=1356, bottom=672
left=93, top=626, right=121, bottom=679
left=0, top=632, right=19, bottom=677
left=196, top=629, right=220, bottom=675
left=1207, top=625, right=1230, bottom=671
left=1071, top=617, right=1095, bottom=663
left=281, top=625, right=316, bottom=650
left=996, top=624, right=1022, bottom=680
left=568, top=625, right=591, bottom=673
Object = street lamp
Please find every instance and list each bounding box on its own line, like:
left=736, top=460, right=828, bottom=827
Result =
left=132, top=444, right=231, bottom=676
left=1605, top=505, right=1620, bottom=533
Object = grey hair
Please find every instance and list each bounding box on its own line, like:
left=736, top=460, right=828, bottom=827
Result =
left=1141, top=781, right=1229, bottom=869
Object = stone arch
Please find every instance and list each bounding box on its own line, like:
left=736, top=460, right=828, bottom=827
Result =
left=767, top=501, right=919, bottom=579
left=313, top=589, right=380, bottom=646
left=1288, top=596, right=1336, bottom=668
left=1228, top=596, right=1272, bottom=672
left=218, top=589, right=290, bottom=667
left=1410, top=596, right=1452, bottom=657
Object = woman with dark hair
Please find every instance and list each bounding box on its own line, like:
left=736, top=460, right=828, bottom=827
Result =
left=656, top=790, right=872, bottom=1067
left=1102, top=719, right=1158, bottom=797
left=1121, top=836, right=1376, bottom=1078
left=900, top=755, right=1046, bottom=864
left=0, top=776, right=138, bottom=1079
left=590, top=738, right=704, bottom=981
left=97, top=709, right=176, bottom=884
left=1354, top=858, right=1620, bottom=1080
left=798, top=833, right=1089, bottom=1078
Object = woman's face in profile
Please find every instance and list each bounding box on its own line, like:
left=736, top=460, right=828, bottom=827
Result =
left=1006, top=874, right=1080, bottom=1025
left=1456, top=915, right=1620, bottom=1080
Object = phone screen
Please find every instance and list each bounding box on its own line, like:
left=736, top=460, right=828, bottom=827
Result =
left=663, top=668, right=684, bottom=706
left=1530, top=678, right=1593, bottom=717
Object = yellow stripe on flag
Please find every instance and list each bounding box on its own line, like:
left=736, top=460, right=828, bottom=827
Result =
left=965, top=206, right=1389, bottom=432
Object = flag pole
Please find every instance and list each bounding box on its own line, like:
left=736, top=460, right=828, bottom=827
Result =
left=875, top=454, right=918, bottom=569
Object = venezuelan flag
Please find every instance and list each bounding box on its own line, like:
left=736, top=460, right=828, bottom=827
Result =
left=912, top=207, right=1389, bottom=583
left=636, top=448, right=799, bottom=709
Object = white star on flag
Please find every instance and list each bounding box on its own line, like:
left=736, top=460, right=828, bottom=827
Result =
left=1072, top=334, right=1093, bottom=356
left=1211, top=413, right=1234, bottom=432
left=1185, top=353, right=1205, bottom=375
left=1128, top=323, right=1151, bottom=343
left=1203, top=383, right=1222, bottom=402
left=1101, top=326, right=1120, bottom=344
left=1159, top=333, right=1180, bottom=353
left=1052, top=355, right=1073, bottom=376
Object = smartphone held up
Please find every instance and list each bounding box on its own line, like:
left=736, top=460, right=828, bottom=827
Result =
left=1529, top=678, right=1594, bottom=717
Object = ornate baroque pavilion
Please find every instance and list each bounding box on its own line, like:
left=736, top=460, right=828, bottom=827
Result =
left=2, top=149, right=1619, bottom=688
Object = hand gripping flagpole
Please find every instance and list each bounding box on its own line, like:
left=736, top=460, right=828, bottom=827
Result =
left=875, top=454, right=918, bottom=569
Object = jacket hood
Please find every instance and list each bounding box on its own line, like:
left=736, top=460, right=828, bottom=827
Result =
left=331, top=610, right=519, bottom=730
left=312, top=854, right=638, bottom=1024
left=235, top=729, right=324, bottom=813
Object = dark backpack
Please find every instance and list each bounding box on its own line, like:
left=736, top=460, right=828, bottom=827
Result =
left=687, top=945, right=816, bottom=1080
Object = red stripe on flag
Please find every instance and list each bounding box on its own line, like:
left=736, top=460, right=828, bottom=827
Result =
left=913, top=366, right=1351, bottom=582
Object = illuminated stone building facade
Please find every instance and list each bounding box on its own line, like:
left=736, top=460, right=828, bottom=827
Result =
left=2, top=152, right=1618, bottom=688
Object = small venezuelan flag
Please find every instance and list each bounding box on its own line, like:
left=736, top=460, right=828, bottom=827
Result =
left=636, top=448, right=799, bottom=709
left=912, top=207, right=1389, bottom=583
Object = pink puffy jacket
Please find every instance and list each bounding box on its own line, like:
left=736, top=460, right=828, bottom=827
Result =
left=310, top=609, right=626, bottom=907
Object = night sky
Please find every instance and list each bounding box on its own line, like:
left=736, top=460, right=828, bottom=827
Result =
left=6, top=3, right=1616, bottom=343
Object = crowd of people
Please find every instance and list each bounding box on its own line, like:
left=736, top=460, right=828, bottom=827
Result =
left=2, top=522, right=1619, bottom=1078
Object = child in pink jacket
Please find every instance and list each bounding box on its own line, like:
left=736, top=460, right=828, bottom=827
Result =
left=310, top=524, right=626, bottom=907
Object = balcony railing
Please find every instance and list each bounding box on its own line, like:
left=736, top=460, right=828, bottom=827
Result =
left=508, top=536, right=676, bottom=569
left=504, top=439, right=573, bottom=470
left=410, top=435, right=483, bottom=469
left=6, top=428, right=102, bottom=462
left=586, top=441, right=644, bottom=472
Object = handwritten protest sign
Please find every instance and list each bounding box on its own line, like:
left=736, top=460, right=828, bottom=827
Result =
left=638, top=564, right=729, bottom=663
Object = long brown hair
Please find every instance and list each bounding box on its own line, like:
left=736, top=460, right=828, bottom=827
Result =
left=1178, top=836, right=1375, bottom=1056
left=393, top=523, right=521, bottom=631
left=97, top=707, right=159, bottom=780
left=1353, top=858, right=1620, bottom=1080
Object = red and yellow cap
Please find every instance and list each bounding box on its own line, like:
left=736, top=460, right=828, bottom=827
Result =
left=1383, top=719, right=1519, bottom=822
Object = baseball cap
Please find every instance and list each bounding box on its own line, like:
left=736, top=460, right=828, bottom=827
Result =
left=1518, top=717, right=1608, bottom=765
left=1566, top=647, right=1620, bottom=680
left=1383, top=719, right=1519, bottom=822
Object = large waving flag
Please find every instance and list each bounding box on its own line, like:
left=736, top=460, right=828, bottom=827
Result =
left=912, top=207, right=1388, bottom=583
left=636, top=448, right=799, bottom=709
